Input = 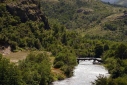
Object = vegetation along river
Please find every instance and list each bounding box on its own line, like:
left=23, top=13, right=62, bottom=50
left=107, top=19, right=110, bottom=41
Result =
left=52, top=60, right=110, bottom=85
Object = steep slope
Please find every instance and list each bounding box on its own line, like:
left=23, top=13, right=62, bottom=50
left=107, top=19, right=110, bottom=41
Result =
left=40, top=0, right=126, bottom=29
left=40, top=0, right=127, bottom=41
left=0, top=0, right=50, bottom=51
left=6, top=0, right=50, bottom=29
left=102, top=0, right=127, bottom=7
left=116, top=0, right=127, bottom=7
left=84, top=12, right=127, bottom=41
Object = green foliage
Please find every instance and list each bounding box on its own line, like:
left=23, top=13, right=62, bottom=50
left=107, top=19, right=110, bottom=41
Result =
left=95, top=42, right=127, bottom=85
left=0, top=54, right=22, bottom=85
left=54, top=61, right=64, bottom=68
left=113, top=77, right=127, bottom=85
left=93, top=76, right=127, bottom=85
left=0, top=53, right=52, bottom=85
left=102, top=43, right=127, bottom=78
left=104, top=22, right=117, bottom=31
left=53, top=47, right=77, bottom=77
left=34, top=39, right=42, bottom=49
left=92, top=75, right=108, bottom=85
left=18, top=52, right=52, bottom=85
left=40, top=0, right=115, bottom=29
left=0, top=4, right=6, bottom=17
left=94, top=43, right=103, bottom=58
left=104, top=44, right=109, bottom=51
left=115, top=44, right=127, bottom=59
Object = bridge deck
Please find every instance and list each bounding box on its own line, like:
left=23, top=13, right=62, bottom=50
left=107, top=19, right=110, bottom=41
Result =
left=77, top=57, right=102, bottom=64
left=77, top=58, right=101, bottom=60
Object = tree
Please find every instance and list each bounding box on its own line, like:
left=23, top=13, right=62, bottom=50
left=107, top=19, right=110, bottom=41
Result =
left=53, top=48, right=77, bottom=77
left=18, top=53, right=52, bottom=85
left=35, top=39, right=42, bottom=49
left=115, top=44, right=127, bottom=59
left=104, top=44, right=109, bottom=51
left=95, top=43, right=103, bottom=58
left=62, top=33, right=67, bottom=45
left=0, top=54, right=22, bottom=85
left=104, top=23, right=117, bottom=31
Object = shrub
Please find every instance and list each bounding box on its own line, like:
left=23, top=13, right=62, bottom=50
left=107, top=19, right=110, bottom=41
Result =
left=54, top=61, right=64, bottom=68
left=92, top=75, right=108, bottom=85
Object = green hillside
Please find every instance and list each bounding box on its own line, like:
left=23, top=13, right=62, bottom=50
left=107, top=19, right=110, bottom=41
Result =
left=40, top=0, right=127, bottom=41
left=40, top=0, right=123, bottom=28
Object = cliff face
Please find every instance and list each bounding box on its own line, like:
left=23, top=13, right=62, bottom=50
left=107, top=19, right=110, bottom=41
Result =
left=6, top=0, right=50, bottom=29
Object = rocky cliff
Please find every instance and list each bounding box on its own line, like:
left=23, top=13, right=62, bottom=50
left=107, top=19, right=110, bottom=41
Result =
left=6, top=0, right=50, bottom=29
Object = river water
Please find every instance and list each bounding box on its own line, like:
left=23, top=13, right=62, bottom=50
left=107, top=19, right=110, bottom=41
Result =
left=52, top=60, right=109, bottom=85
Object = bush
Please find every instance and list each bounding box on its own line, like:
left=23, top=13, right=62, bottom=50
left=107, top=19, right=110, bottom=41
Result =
left=114, top=77, right=127, bottom=85
left=18, top=52, right=52, bottom=85
left=92, top=75, right=108, bottom=85
left=0, top=55, right=22, bottom=85
left=54, top=61, right=64, bottom=68
left=57, top=74, right=65, bottom=80
left=104, top=23, right=117, bottom=31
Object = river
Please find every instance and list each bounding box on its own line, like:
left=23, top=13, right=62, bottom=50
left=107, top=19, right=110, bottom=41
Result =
left=52, top=60, right=109, bottom=85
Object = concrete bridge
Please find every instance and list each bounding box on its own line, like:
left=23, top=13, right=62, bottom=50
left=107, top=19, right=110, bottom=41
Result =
left=77, top=57, right=103, bottom=64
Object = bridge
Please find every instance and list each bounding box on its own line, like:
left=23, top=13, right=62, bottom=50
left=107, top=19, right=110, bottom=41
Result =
left=77, top=57, right=103, bottom=64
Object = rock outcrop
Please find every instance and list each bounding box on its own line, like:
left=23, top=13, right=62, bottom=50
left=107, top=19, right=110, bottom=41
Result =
left=6, top=0, right=50, bottom=29
left=0, top=42, right=11, bottom=55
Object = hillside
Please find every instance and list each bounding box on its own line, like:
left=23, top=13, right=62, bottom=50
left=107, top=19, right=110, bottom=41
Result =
left=83, top=11, right=127, bottom=41
left=1, top=1, right=127, bottom=56
left=40, top=0, right=127, bottom=41
left=102, top=0, right=127, bottom=7
left=0, top=0, right=50, bottom=52
left=40, top=0, right=124, bottom=28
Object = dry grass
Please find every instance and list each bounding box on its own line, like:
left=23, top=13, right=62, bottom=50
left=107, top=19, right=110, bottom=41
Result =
left=50, top=57, right=65, bottom=78
left=101, top=13, right=124, bottom=23
left=51, top=68, right=63, bottom=74
left=3, top=51, right=29, bottom=63
left=3, top=50, right=53, bottom=62
left=50, top=57, right=55, bottom=63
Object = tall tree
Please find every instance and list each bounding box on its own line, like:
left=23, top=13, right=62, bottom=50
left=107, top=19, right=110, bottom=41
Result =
left=95, top=43, right=103, bottom=58
left=115, top=44, right=127, bottom=59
